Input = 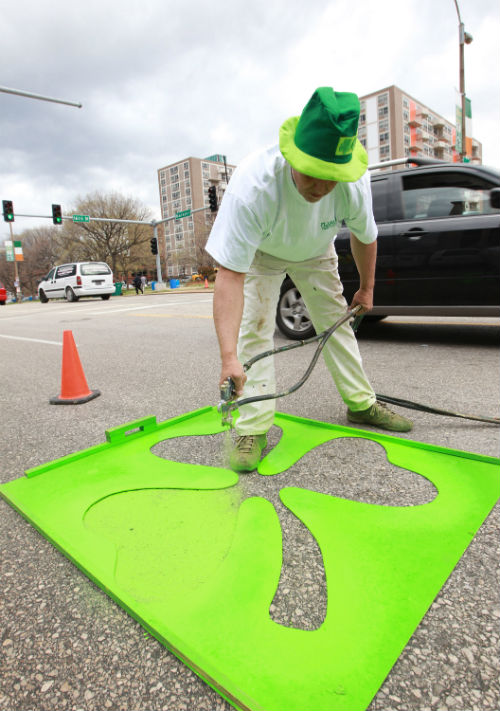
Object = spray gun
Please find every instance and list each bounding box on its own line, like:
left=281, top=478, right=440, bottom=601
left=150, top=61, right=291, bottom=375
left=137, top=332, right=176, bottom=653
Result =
left=218, top=377, right=236, bottom=427
left=215, top=304, right=500, bottom=428
left=216, top=306, right=362, bottom=428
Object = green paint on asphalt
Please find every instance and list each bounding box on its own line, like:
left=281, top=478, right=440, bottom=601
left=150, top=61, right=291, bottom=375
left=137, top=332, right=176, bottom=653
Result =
left=1, top=406, right=498, bottom=711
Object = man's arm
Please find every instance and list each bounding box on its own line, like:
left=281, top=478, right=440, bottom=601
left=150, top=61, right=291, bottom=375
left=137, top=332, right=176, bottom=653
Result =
left=349, top=232, right=377, bottom=313
left=213, top=266, right=247, bottom=396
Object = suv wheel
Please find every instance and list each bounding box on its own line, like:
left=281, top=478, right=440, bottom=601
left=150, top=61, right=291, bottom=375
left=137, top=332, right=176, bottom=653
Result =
left=39, top=289, right=49, bottom=303
left=276, top=278, right=316, bottom=340
left=65, top=287, right=79, bottom=302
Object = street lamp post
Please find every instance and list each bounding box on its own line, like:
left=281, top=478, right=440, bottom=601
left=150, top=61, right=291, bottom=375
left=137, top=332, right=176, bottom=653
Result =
left=453, top=0, right=473, bottom=162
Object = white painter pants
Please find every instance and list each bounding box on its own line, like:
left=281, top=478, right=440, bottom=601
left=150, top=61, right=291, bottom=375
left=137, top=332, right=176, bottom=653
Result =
left=236, top=245, right=376, bottom=435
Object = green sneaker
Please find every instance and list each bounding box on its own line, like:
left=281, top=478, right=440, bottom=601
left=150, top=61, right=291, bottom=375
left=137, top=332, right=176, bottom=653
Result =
left=347, top=401, right=413, bottom=432
left=229, top=434, right=267, bottom=472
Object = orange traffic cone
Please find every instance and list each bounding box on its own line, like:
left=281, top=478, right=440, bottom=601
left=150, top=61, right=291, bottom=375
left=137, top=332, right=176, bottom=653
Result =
left=50, top=330, right=101, bottom=405
left=204, top=277, right=209, bottom=288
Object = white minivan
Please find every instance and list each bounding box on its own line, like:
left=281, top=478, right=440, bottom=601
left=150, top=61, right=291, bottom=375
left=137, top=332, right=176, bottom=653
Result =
left=38, top=262, right=115, bottom=302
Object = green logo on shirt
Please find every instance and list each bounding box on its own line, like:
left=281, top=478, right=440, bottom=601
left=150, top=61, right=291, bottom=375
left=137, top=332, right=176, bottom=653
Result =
left=321, top=220, right=336, bottom=231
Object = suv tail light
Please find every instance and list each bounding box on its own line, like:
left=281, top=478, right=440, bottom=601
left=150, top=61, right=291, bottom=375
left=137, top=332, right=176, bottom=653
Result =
left=76, top=276, right=82, bottom=286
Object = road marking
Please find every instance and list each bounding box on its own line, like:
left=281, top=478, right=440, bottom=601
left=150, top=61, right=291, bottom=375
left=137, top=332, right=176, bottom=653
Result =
left=0, top=298, right=213, bottom=320
left=130, top=313, right=213, bottom=319
left=383, top=319, right=499, bottom=327
left=89, top=299, right=213, bottom=316
left=0, top=334, right=62, bottom=346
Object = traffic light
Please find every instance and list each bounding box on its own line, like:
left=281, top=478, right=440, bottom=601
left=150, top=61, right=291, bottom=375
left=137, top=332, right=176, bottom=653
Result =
left=150, top=237, right=158, bottom=255
left=2, top=200, right=14, bottom=222
left=51, top=204, right=63, bottom=225
left=208, top=185, right=218, bottom=212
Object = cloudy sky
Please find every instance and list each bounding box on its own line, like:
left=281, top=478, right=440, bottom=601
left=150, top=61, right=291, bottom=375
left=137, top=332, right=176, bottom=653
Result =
left=1, top=0, right=499, bottom=239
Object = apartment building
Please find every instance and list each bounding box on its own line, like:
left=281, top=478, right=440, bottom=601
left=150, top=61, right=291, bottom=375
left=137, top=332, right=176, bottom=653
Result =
left=157, top=154, right=235, bottom=277
left=358, top=85, right=482, bottom=166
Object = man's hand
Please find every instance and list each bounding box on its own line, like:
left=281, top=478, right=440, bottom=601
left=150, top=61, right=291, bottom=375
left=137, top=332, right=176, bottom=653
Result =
left=213, top=267, right=247, bottom=397
left=350, top=286, right=374, bottom=314
left=220, top=356, right=247, bottom=397
left=349, top=233, right=377, bottom=314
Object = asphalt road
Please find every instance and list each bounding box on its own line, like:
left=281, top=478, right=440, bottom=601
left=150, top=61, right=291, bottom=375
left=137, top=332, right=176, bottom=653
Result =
left=1, top=293, right=499, bottom=711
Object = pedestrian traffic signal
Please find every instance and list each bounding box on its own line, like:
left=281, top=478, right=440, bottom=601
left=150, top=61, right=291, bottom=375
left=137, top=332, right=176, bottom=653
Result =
left=208, top=185, right=218, bottom=212
left=150, top=237, right=158, bottom=255
left=2, top=200, right=14, bottom=222
left=51, top=204, right=63, bottom=225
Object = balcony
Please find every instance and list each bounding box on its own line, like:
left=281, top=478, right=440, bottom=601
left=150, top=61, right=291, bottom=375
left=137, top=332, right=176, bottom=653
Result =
left=408, top=115, right=422, bottom=128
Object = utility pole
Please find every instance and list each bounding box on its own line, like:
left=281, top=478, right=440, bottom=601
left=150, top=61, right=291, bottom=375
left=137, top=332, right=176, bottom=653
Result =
left=453, top=0, right=473, bottom=162
left=8, top=222, right=22, bottom=300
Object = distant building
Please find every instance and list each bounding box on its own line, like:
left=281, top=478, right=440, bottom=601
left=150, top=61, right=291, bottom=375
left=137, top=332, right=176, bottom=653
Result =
left=157, top=154, right=235, bottom=277
left=358, top=85, right=482, bottom=166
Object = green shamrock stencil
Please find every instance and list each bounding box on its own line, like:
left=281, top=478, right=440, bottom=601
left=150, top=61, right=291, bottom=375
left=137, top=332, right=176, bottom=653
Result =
left=1, top=406, right=498, bottom=711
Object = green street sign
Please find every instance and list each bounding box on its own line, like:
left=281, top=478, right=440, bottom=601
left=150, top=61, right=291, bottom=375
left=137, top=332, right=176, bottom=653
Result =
left=175, top=209, right=191, bottom=220
left=72, top=214, right=90, bottom=223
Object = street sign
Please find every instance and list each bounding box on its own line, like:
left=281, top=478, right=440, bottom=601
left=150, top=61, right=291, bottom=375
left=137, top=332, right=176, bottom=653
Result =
left=14, top=240, right=24, bottom=262
left=175, top=209, right=191, bottom=220
left=4, top=240, right=14, bottom=262
left=72, top=214, right=90, bottom=223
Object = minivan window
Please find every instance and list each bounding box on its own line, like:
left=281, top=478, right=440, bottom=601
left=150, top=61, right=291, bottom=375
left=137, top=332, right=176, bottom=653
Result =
left=55, top=265, right=76, bottom=278
left=80, top=263, right=111, bottom=276
left=402, top=171, right=499, bottom=220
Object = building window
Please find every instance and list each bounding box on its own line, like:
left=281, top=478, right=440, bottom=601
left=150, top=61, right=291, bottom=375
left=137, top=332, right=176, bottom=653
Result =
left=170, top=166, right=178, bottom=176
left=378, top=106, right=388, bottom=118
left=379, top=132, right=390, bottom=144
left=380, top=145, right=391, bottom=158
left=377, top=93, right=388, bottom=106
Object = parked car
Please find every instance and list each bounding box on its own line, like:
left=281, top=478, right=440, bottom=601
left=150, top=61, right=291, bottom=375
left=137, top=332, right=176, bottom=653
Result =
left=276, top=159, right=500, bottom=339
left=0, top=282, right=7, bottom=305
left=38, top=262, right=115, bottom=302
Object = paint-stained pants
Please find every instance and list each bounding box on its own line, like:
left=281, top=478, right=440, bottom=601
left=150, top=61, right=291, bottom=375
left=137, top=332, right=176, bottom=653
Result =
left=236, top=246, right=376, bottom=435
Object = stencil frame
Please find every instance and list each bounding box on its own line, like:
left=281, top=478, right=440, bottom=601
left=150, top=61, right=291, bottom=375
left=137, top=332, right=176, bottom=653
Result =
left=1, top=406, right=498, bottom=711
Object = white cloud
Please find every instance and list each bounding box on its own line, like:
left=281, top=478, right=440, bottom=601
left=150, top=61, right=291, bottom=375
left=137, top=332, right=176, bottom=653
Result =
left=1, top=0, right=499, bottom=241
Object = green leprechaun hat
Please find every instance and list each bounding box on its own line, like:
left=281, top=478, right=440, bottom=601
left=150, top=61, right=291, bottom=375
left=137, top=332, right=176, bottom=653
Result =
left=279, top=87, right=368, bottom=182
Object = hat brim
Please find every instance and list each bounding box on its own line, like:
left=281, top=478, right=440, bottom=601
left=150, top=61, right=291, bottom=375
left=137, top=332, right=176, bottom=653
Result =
left=279, top=116, right=368, bottom=182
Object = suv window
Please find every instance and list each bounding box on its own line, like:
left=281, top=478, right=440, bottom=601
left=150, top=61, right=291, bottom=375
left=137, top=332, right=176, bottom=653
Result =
left=401, top=171, right=499, bottom=220
left=80, top=263, right=111, bottom=276
left=55, top=265, right=76, bottom=279
left=371, top=178, right=389, bottom=222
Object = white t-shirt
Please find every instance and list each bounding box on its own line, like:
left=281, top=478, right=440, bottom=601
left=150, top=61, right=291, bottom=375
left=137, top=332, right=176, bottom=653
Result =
left=205, top=144, right=377, bottom=273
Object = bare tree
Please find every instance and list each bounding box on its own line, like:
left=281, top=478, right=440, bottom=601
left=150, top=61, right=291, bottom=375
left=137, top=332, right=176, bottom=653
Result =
left=0, top=226, right=59, bottom=296
left=59, top=192, right=154, bottom=276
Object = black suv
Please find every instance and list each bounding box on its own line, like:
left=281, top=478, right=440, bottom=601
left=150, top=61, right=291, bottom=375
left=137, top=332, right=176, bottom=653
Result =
left=276, top=158, right=500, bottom=339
